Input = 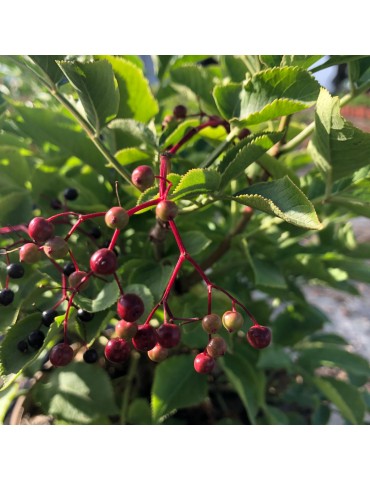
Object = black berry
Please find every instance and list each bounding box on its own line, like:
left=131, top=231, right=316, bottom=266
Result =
left=77, top=309, right=94, bottom=322
left=28, top=330, right=45, bottom=349
left=90, top=227, right=101, bottom=239
left=50, top=198, right=62, bottom=210
left=42, top=309, right=59, bottom=327
left=7, top=263, right=25, bottom=279
left=63, top=188, right=79, bottom=201
left=0, top=288, right=15, bottom=306
left=83, top=348, right=99, bottom=364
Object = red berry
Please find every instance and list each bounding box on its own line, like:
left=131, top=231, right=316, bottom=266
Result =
left=238, top=128, right=251, bottom=140
left=246, top=325, right=272, bottom=349
left=131, top=166, right=155, bottom=192
left=19, top=243, right=42, bottom=264
left=68, top=271, right=90, bottom=291
left=206, top=337, right=227, bottom=358
left=49, top=343, right=74, bottom=367
left=155, top=200, right=178, bottom=222
left=117, top=293, right=145, bottom=322
left=115, top=319, right=138, bottom=339
left=105, top=207, right=129, bottom=230
left=90, top=248, right=118, bottom=275
left=132, top=324, right=157, bottom=352
left=202, top=314, right=222, bottom=334
left=156, top=323, right=181, bottom=349
left=194, top=352, right=215, bottom=374
left=104, top=338, right=130, bottom=363
left=28, top=217, right=54, bottom=243
left=43, top=236, right=69, bottom=259
left=148, top=343, right=169, bottom=363
left=173, top=105, right=187, bottom=119
left=222, top=311, right=244, bottom=333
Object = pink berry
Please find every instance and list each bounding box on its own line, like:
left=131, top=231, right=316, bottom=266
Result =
left=28, top=217, right=54, bottom=243
left=131, top=166, right=155, bottom=192
left=156, top=323, right=181, bottom=349
left=90, top=248, right=118, bottom=275
left=49, top=343, right=74, bottom=367
left=115, top=319, right=138, bottom=339
left=246, top=325, right=272, bottom=349
left=132, top=324, right=157, bottom=352
left=104, top=338, right=130, bottom=363
left=117, top=293, right=145, bottom=322
left=194, top=352, right=215, bottom=374
left=19, top=243, right=42, bottom=263
left=105, top=207, right=129, bottom=230
left=148, top=343, right=169, bottom=363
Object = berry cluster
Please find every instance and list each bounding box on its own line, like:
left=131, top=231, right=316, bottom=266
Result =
left=0, top=105, right=271, bottom=376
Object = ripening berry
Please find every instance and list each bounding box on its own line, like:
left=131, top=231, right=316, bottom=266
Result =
left=148, top=343, right=169, bottom=363
left=194, top=352, right=215, bottom=374
left=19, top=243, right=42, bottom=264
left=115, top=320, right=138, bottom=340
left=90, top=248, right=118, bottom=275
left=132, top=324, right=157, bottom=352
left=131, top=165, right=155, bottom=192
left=28, top=217, right=54, bottom=243
left=105, top=207, right=129, bottom=230
left=246, top=325, right=272, bottom=349
left=222, top=311, right=244, bottom=333
left=104, top=338, right=130, bottom=364
left=68, top=271, right=90, bottom=291
left=49, top=343, right=74, bottom=367
left=117, top=293, right=145, bottom=322
left=202, top=314, right=222, bottom=334
left=206, top=337, right=227, bottom=358
left=155, top=200, right=178, bottom=222
left=156, top=323, right=181, bottom=349
left=43, top=236, right=69, bottom=259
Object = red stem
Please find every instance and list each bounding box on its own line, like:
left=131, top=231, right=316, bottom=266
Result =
left=109, top=229, right=120, bottom=250
left=168, top=220, right=186, bottom=255
left=127, top=198, right=160, bottom=216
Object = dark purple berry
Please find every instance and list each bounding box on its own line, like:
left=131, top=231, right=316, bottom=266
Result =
left=77, top=309, right=94, bottom=322
left=156, top=323, right=181, bottom=349
left=49, top=343, right=74, bottom=367
left=246, top=325, right=272, bottom=349
left=63, top=188, right=79, bottom=201
left=28, top=330, right=45, bottom=349
left=83, top=348, right=99, bottom=364
left=194, top=352, right=215, bottom=374
left=7, top=263, right=25, bottom=279
left=173, top=105, right=187, bottom=119
left=0, top=288, right=15, bottom=306
left=89, top=227, right=101, bottom=239
left=17, top=340, right=29, bottom=353
left=117, top=293, right=145, bottom=322
left=28, top=217, right=54, bottom=243
left=63, top=262, right=76, bottom=277
left=90, top=248, right=118, bottom=275
left=104, top=338, right=130, bottom=364
left=50, top=198, right=62, bottom=210
left=132, top=324, right=157, bottom=352
left=42, top=309, right=59, bottom=327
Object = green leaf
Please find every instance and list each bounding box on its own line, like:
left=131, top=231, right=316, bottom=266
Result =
left=282, top=55, right=323, bottom=70
left=162, top=118, right=200, bottom=149
left=262, top=405, right=290, bottom=425
left=98, top=55, right=158, bottom=122
left=220, top=349, right=265, bottom=424
left=309, top=88, right=370, bottom=183
left=272, top=303, right=328, bottom=346
left=257, top=345, right=292, bottom=371
left=58, top=60, right=119, bottom=132
left=151, top=355, right=208, bottom=424
left=30, top=55, right=65, bottom=84
left=109, top=118, right=157, bottom=150
left=74, top=281, right=119, bottom=313
left=218, top=132, right=283, bottom=190
left=32, top=362, right=119, bottom=424
left=310, top=55, right=370, bottom=73
left=127, top=398, right=152, bottom=425
left=115, top=147, right=151, bottom=167
left=171, top=168, right=221, bottom=201
left=322, top=255, right=370, bottom=283
left=313, top=376, right=365, bottom=425
left=170, top=65, right=216, bottom=108
left=214, top=67, right=320, bottom=125
left=181, top=231, right=211, bottom=255
left=0, top=383, right=19, bottom=423
left=298, top=345, right=370, bottom=380
left=232, top=176, right=322, bottom=230
left=222, top=55, right=249, bottom=82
